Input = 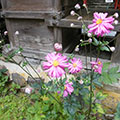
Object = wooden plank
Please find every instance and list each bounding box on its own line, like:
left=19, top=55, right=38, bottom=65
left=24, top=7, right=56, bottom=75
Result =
left=54, top=15, right=120, bottom=32
left=1, top=0, right=61, bottom=11
left=2, top=11, right=62, bottom=20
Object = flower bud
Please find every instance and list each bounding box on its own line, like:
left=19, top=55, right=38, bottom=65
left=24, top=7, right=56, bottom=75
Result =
left=25, top=87, right=33, bottom=94
left=79, top=80, right=84, bottom=84
left=74, top=45, right=79, bottom=52
left=77, top=16, right=82, bottom=20
left=4, top=31, right=8, bottom=36
left=87, top=32, right=92, bottom=37
left=57, top=91, right=61, bottom=94
left=83, top=4, right=87, bottom=7
left=75, top=4, right=81, bottom=10
left=80, top=39, right=83, bottom=42
left=88, top=38, right=92, bottom=43
left=113, top=13, right=119, bottom=18
left=70, top=23, right=74, bottom=27
left=15, top=31, right=19, bottom=35
left=70, top=10, right=75, bottom=16
left=114, top=20, right=118, bottom=25
left=110, top=47, right=115, bottom=52
left=54, top=43, right=62, bottom=52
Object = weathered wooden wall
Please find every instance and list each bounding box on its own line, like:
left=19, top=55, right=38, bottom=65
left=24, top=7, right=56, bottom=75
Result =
left=1, top=0, right=79, bottom=59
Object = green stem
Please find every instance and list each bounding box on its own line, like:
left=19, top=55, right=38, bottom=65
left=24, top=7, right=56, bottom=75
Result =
left=11, top=58, right=38, bottom=83
left=12, top=57, right=62, bottom=105
left=47, top=91, right=61, bottom=105
left=20, top=53, right=43, bottom=89
left=96, top=48, right=100, bottom=61
left=87, top=71, right=94, bottom=119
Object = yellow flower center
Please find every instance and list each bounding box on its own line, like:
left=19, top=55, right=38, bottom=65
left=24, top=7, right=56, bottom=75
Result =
left=73, top=63, right=77, bottom=68
left=96, top=19, right=102, bottom=24
left=98, top=61, right=101, bottom=65
left=64, top=86, right=67, bottom=90
left=53, top=60, right=59, bottom=67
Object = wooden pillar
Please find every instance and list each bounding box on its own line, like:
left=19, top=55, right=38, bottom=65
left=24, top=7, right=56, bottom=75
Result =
left=111, top=34, right=120, bottom=63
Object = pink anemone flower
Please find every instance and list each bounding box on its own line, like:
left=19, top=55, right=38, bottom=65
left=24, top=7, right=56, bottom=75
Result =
left=43, top=53, right=68, bottom=78
left=63, top=80, right=74, bottom=97
left=68, top=58, right=82, bottom=74
left=88, top=12, right=114, bottom=37
left=90, top=59, right=103, bottom=74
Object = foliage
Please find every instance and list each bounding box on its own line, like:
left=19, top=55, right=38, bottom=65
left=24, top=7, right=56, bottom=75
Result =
left=115, top=103, right=120, bottom=120
left=9, top=83, right=21, bottom=94
left=0, top=93, right=30, bottom=120
left=42, top=71, right=106, bottom=120
left=99, top=62, right=120, bottom=84
left=0, top=93, right=68, bottom=120
left=0, top=67, right=9, bottom=96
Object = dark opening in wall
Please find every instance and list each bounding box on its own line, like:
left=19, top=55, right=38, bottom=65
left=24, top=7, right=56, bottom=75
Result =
left=0, top=2, right=10, bottom=53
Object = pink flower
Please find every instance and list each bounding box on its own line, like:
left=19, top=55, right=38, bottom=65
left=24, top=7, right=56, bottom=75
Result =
left=54, top=43, right=62, bottom=52
left=43, top=53, right=68, bottom=78
left=68, top=58, right=82, bottom=74
left=90, top=59, right=103, bottom=74
left=63, top=80, right=74, bottom=97
left=88, top=12, right=114, bottom=37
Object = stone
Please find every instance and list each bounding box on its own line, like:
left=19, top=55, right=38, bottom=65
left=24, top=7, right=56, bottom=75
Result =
left=27, top=76, right=43, bottom=84
left=95, top=85, right=120, bottom=114
left=13, top=55, right=23, bottom=64
left=0, top=65, right=10, bottom=79
left=12, top=73, right=27, bottom=87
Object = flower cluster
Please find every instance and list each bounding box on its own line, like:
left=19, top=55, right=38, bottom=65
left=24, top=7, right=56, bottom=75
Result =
left=43, top=52, right=83, bottom=78
left=42, top=51, right=103, bottom=97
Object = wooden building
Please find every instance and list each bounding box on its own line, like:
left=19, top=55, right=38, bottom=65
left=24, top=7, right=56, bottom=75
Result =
left=1, top=0, right=120, bottom=63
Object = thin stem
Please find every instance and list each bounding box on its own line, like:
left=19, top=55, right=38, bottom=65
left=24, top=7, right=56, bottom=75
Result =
left=87, top=71, right=94, bottom=119
left=20, top=53, right=44, bottom=91
left=96, top=37, right=101, bottom=60
left=84, top=34, right=88, bottom=70
left=20, top=53, right=42, bottom=80
left=12, top=57, right=62, bottom=105
left=90, top=43, right=92, bottom=62
left=11, top=58, right=39, bottom=83
left=47, top=91, right=61, bottom=105
left=96, top=48, right=100, bottom=61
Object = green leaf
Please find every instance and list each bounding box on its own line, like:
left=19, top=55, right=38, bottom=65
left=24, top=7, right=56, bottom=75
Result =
left=92, top=37, right=99, bottom=46
left=93, top=80, right=103, bottom=87
left=100, top=46, right=110, bottom=52
left=0, top=68, right=8, bottom=74
left=108, top=66, right=119, bottom=74
left=68, top=107, right=76, bottom=115
left=96, top=103, right=105, bottom=114
left=99, top=72, right=112, bottom=84
left=22, top=61, right=28, bottom=67
left=115, top=103, right=120, bottom=120
left=102, top=62, right=111, bottom=73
